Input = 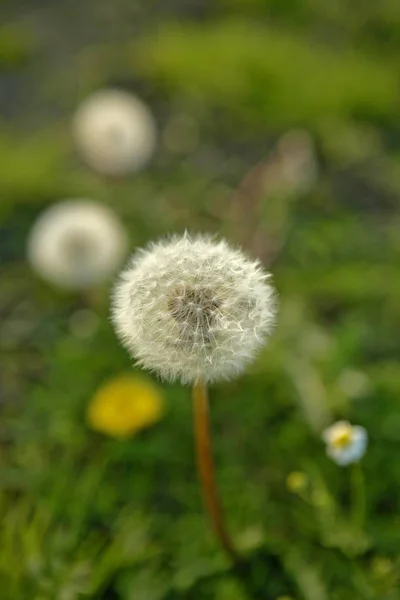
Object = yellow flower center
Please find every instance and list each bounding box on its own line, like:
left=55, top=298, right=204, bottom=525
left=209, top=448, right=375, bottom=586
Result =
left=331, top=428, right=353, bottom=449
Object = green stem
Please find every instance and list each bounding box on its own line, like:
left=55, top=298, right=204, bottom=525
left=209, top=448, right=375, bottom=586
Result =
left=192, top=382, right=297, bottom=599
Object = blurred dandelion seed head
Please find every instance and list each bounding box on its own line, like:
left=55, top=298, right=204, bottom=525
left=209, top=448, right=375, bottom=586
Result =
left=323, top=420, right=368, bottom=466
left=87, top=375, right=164, bottom=438
left=27, top=200, right=128, bottom=289
left=72, top=89, right=157, bottom=175
left=111, top=233, right=277, bottom=384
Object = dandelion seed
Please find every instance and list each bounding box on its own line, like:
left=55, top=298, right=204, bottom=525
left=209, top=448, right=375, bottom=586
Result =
left=111, top=233, right=277, bottom=384
left=27, top=200, right=128, bottom=289
left=323, top=420, right=368, bottom=466
left=72, top=89, right=157, bottom=175
left=111, top=234, right=278, bottom=561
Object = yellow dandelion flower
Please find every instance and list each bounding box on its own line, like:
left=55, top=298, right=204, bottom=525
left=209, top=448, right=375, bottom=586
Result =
left=87, top=375, right=164, bottom=438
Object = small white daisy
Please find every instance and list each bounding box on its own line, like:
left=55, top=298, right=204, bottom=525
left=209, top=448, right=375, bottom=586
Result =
left=72, top=89, right=157, bottom=175
left=111, top=233, right=277, bottom=384
left=27, top=200, right=128, bottom=289
left=322, top=421, right=368, bottom=466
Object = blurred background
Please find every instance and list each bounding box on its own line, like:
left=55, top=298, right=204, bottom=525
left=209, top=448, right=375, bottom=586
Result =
left=1, top=1, right=400, bottom=598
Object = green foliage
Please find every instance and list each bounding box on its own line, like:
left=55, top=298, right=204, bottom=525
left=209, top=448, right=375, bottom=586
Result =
left=0, top=132, right=73, bottom=218
left=0, top=26, right=33, bottom=69
left=133, top=20, right=399, bottom=127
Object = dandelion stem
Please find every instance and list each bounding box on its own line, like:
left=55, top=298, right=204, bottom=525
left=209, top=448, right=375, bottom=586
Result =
left=192, top=379, right=239, bottom=563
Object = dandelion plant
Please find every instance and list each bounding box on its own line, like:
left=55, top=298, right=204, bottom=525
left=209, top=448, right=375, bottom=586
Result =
left=111, top=233, right=277, bottom=561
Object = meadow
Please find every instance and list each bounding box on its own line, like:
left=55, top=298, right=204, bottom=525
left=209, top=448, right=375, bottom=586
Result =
left=1, top=1, right=400, bottom=598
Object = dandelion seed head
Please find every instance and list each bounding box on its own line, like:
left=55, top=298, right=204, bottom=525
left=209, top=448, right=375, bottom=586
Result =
left=27, top=200, right=128, bottom=289
left=72, top=89, right=156, bottom=175
left=111, top=234, right=277, bottom=384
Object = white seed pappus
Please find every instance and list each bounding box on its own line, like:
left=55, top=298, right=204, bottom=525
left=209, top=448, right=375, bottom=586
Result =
left=27, top=200, right=128, bottom=289
left=72, top=89, right=156, bottom=175
left=111, top=234, right=277, bottom=384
